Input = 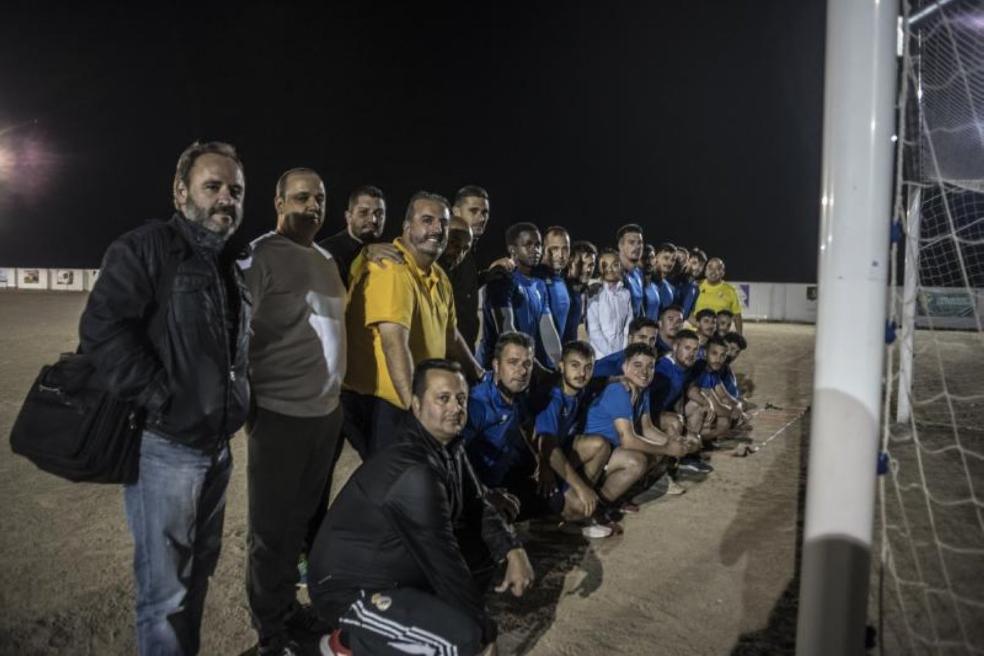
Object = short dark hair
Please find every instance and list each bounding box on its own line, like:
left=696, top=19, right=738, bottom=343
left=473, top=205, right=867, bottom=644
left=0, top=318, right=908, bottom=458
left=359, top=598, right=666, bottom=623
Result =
left=716, top=309, right=734, bottom=319
left=695, top=309, right=717, bottom=322
left=544, top=225, right=569, bottom=239
left=275, top=167, right=321, bottom=199
left=505, top=222, right=540, bottom=248
left=572, top=240, right=598, bottom=256
left=623, top=342, right=657, bottom=363
left=348, top=185, right=385, bottom=209
left=690, top=248, right=708, bottom=262
left=655, top=242, right=677, bottom=255
left=628, top=317, right=659, bottom=335
left=405, top=191, right=450, bottom=224
left=675, top=329, right=700, bottom=344
left=174, top=141, right=243, bottom=190
left=616, top=224, right=643, bottom=241
left=723, top=332, right=748, bottom=350
left=706, top=336, right=728, bottom=351
left=658, top=304, right=684, bottom=319
left=494, top=331, right=534, bottom=361
left=561, top=340, right=594, bottom=361
left=453, top=185, right=489, bottom=207
left=412, top=359, right=464, bottom=398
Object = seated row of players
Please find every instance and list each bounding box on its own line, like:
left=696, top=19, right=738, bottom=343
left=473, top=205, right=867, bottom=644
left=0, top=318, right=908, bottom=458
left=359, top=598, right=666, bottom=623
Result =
left=309, top=327, right=749, bottom=654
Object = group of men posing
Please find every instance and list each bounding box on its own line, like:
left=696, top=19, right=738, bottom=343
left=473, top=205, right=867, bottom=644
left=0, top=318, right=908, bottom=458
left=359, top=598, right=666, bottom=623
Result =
left=78, top=141, right=752, bottom=656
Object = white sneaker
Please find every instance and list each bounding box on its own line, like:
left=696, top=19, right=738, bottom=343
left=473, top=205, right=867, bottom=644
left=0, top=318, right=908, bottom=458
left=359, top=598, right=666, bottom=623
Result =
left=581, top=521, right=615, bottom=539
left=665, top=477, right=686, bottom=496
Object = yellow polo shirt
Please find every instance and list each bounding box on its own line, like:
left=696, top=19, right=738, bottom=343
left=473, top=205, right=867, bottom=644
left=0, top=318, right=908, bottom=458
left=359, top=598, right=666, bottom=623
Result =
left=344, top=238, right=457, bottom=408
left=695, top=280, right=742, bottom=316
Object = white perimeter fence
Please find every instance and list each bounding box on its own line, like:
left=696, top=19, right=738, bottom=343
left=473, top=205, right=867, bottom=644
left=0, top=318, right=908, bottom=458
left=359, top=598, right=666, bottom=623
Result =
left=1, top=266, right=979, bottom=330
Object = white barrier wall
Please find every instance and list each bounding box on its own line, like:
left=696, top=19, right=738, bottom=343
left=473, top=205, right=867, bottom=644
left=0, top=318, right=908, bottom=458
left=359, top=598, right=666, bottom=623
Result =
left=0, top=269, right=980, bottom=329
left=732, top=281, right=819, bottom=323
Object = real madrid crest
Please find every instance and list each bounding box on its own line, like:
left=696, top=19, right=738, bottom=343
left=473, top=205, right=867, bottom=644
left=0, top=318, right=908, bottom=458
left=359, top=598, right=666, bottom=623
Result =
left=371, top=592, right=392, bottom=611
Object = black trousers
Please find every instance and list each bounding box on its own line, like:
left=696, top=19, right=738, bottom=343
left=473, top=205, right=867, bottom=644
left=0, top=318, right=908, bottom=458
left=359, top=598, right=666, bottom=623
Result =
left=246, top=404, right=343, bottom=644
left=324, top=588, right=483, bottom=656
left=340, top=390, right=408, bottom=458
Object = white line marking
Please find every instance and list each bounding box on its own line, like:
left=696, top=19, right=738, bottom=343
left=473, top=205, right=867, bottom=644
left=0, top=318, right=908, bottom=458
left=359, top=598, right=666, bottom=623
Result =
left=759, top=411, right=807, bottom=447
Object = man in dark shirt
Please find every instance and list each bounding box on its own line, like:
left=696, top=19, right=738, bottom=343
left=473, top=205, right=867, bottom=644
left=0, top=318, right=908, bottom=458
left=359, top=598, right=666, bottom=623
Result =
left=309, top=359, right=534, bottom=656
left=448, top=185, right=491, bottom=352
left=317, top=185, right=387, bottom=286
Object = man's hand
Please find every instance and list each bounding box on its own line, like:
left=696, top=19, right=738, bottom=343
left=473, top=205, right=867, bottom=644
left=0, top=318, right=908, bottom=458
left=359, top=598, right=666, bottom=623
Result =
left=487, top=488, right=521, bottom=523
left=495, top=548, right=534, bottom=597
left=364, top=243, right=404, bottom=266
left=487, top=257, right=515, bottom=273
left=534, top=460, right=558, bottom=498
left=572, top=482, right=599, bottom=518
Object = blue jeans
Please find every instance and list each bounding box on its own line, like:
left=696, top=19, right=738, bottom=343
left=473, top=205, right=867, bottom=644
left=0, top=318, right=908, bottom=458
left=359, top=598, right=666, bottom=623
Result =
left=124, top=431, right=232, bottom=655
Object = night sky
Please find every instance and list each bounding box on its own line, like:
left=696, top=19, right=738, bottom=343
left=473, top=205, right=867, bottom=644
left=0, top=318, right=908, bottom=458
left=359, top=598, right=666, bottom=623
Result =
left=0, top=1, right=826, bottom=282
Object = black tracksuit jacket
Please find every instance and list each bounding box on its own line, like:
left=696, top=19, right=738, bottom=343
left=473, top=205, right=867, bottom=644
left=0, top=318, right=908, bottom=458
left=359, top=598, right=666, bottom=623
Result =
left=309, top=418, right=522, bottom=644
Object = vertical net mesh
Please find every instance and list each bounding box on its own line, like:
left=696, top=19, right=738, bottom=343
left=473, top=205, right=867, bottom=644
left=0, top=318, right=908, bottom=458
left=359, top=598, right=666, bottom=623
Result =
left=881, top=1, right=984, bottom=654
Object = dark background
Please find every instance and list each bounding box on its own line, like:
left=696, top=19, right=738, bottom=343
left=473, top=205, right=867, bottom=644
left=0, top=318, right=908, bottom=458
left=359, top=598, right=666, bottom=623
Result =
left=0, top=0, right=825, bottom=281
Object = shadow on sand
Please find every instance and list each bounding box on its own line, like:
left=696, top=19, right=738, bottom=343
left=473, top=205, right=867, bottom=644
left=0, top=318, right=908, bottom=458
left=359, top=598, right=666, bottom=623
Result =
left=727, top=411, right=810, bottom=656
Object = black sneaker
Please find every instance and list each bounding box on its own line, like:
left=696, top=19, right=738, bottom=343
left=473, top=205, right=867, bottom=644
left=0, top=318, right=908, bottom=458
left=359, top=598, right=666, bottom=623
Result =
left=285, top=604, right=333, bottom=637
left=678, top=455, right=714, bottom=474
left=258, top=638, right=302, bottom=656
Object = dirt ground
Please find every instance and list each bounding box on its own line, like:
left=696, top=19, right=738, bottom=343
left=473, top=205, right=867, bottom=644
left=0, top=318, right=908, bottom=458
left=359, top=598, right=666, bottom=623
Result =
left=875, top=329, right=984, bottom=656
left=0, top=289, right=935, bottom=655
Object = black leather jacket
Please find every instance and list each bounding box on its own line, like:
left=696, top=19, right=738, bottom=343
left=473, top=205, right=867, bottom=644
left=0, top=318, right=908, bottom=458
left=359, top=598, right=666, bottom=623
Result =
left=79, top=214, right=251, bottom=450
left=309, top=417, right=521, bottom=644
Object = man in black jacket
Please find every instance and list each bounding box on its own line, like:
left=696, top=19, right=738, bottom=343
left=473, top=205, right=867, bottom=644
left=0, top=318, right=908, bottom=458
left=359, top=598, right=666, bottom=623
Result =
left=309, top=359, right=534, bottom=656
left=448, top=185, right=491, bottom=353
left=317, top=184, right=391, bottom=286
left=79, top=141, right=251, bottom=656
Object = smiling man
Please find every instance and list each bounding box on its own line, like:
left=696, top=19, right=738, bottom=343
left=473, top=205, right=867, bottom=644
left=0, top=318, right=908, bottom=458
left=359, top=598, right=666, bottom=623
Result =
left=694, top=257, right=743, bottom=334
left=239, top=168, right=347, bottom=655
left=343, top=191, right=483, bottom=456
left=79, top=141, right=251, bottom=655
left=309, top=359, right=533, bottom=656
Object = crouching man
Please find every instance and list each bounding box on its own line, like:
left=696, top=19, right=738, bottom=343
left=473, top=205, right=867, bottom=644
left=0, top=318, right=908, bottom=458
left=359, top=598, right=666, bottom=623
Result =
left=308, top=359, right=534, bottom=656
left=582, top=343, right=698, bottom=510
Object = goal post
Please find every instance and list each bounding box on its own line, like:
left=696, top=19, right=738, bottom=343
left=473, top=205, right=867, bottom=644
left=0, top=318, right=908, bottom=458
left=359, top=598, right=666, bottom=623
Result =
left=796, top=0, right=899, bottom=654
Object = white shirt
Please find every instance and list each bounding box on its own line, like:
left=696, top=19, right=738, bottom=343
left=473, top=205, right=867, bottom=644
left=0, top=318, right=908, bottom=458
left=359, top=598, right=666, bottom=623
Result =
left=586, top=280, right=632, bottom=358
left=240, top=232, right=347, bottom=417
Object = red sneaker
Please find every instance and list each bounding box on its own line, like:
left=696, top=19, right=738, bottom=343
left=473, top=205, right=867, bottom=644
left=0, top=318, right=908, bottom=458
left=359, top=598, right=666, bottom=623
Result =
left=319, top=629, right=352, bottom=656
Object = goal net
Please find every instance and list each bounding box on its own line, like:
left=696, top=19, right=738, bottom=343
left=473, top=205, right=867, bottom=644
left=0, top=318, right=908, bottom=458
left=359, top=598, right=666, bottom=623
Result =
left=880, top=1, right=984, bottom=653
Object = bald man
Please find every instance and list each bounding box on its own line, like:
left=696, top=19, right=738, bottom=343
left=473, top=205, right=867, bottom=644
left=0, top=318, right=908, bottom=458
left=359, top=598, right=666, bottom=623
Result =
left=694, top=257, right=743, bottom=334
left=438, top=215, right=474, bottom=274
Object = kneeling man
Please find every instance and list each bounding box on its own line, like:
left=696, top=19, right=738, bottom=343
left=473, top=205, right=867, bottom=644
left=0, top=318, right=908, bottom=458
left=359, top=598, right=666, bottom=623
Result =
left=308, top=359, right=533, bottom=656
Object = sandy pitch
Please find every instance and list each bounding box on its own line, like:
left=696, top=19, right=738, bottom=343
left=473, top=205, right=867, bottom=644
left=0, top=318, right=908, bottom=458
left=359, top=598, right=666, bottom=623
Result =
left=1, top=292, right=819, bottom=655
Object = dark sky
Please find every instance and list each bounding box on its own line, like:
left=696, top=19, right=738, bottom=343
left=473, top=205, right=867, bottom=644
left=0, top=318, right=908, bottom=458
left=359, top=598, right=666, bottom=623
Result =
left=0, top=0, right=825, bottom=282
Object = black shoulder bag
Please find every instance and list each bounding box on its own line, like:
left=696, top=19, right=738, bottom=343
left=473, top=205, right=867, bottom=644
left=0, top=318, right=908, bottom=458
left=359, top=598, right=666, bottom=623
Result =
left=9, top=244, right=182, bottom=484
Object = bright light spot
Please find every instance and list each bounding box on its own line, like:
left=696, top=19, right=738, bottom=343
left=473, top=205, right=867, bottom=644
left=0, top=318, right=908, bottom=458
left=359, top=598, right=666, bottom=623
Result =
left=0, top=145, right=13, bottom=182
left=891, top=134, right=898, bottom=142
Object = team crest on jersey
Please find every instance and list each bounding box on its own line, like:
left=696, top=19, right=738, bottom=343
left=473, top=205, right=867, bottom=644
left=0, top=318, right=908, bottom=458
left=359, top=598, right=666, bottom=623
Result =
left=371, top=593, right=392, bottom=611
